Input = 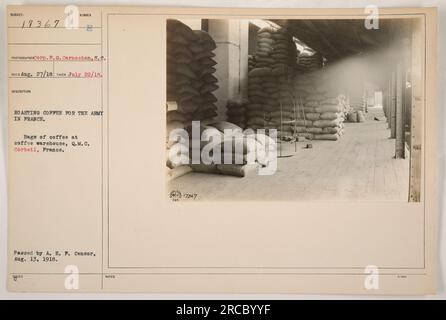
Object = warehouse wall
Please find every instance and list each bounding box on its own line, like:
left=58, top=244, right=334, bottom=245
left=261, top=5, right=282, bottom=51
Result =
left=208, top=20, right=249, bottom=121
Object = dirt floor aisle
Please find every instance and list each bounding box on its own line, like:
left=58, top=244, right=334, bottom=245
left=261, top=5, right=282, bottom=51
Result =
left=167, top=107, right=410, bottom=201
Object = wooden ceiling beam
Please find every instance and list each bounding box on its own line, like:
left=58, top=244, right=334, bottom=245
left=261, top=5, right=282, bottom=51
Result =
left=301, top=20, right=343, bottom=59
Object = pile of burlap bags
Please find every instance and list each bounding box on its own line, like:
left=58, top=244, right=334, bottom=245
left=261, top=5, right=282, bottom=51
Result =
left=166, top=20, right=220, bottom=179
left=247, top=67, right=274, bottom=130
left=267, top=73, right=296, bottom=138
left=347, top=110, right=366, bottom=123
left=166, top=20, right=219, bottom=127
left=295, top=51, right=323, bottom=73
left=168, top=121, right=275, bottom=177
left=166, top=122, right=192, bottom=181
left=246, top=27, right=298, bottom=139
left=166, top=19, right=197, bottom=145
left=292, top=72, right=348, bottom=141
left=302, top=92, right=345, bottom=141
left=254, top=26, right=297, bottom=71
left=189, top=30, right=219, bottom=123
left=349, top=96, right=365, bottom=113
left=248, top=55, right=256, bottom=72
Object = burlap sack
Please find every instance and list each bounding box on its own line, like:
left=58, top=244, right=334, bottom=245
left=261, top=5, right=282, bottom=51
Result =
left=247, top=117, right=265, bottom=127
left=177, top=85, right=200, bottom=96
left=249, top=68, right=272, bottom=78
left=216, top=163, right=260, bottom=177
left=201, top=93, right=217, bottom=103
left=313, top=133, right=339, bottom=141
left=320, top=97, right=339, bottom=105
left=166, top=165, right=192, bottom=181
left=295, top=119, right=313, bottom=127
left=200, top=83, right=219, bottom=94
left=194, top=30, right=217, bottom=50
left=246, top=103, right=264, bottom=111
left=313, top=119, right=341, bottom=128
left=199, top=66, right=216, bottom=77
left=306, top=113, right=321, bottom=121
left=176, top=64, right=197, bottom=79
left=172, top=45, right=193, bottom=59
left=357, top=111, right=366, bottom=122
left=306, top=93, right=325, bottom=102
left=248, top=89, right=269, bottom=98
left=202, top=74, right=218, bottom=84
left=319, top=112, right=340, bottom=120
left=227, top=108, right=246, bottom=117
left=322, top=127, right=341, bottom=134
left=210, top=121, right=244, bottom=135
left=305, top=101, right=319, bottom=108
left=306, top=127, right=323, bottom=134
left=170, top=33, right=188, bottom=45
left=192, top=108, right=217, bottom=121
left=199, top=57, right=217, bottom=66
left=194, top=50, right=216, bottom=60
left=190, top=164, right=219, bottom=174
left=315, top=105, right=342, bottom=113
left=294, top=126, right=307, bottom=133
left=167, top=111, right=189, bottom=122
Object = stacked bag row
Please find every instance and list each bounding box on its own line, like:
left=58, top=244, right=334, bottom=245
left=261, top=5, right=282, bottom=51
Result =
left=166, top=19, right=219, bottom=127
left=247, top=27, right=299, bottom=139
left=295, top=51, right=323, bottom=73
left=248, top=55, right=256, bottom=72
left=346, top=110, right=366, bottom=123
left=166, top=19, right=219, bottom=180
left=292, top=71, right=348, bottom=141
left=253, top=26, right=298, bottom=72
left=349, top=95, right=366, bottom=113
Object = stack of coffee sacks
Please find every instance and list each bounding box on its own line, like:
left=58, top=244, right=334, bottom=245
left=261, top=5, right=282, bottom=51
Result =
left=267, top=73, right=296, bottom=139
left=248, top=55, right=256, bottom=72
left=292, top=73, right=317, bottom=139
left=295, top=51, right=323, bottom=73
left=226, top=98, right=248, bottom=129
left=247, top=26, right=298, bottom=139
left=166, top=20, right=219, bottom=179
left=292, top=71, right=348, bottom=141
left=166, top=20, right=197, bottom=179
left=166, top=117, right=192, bottom=181
left=346, top=109, right=366, bottom=123
left=190, top=30, right=219, bottom=124
left=345, top=93, right=365, bottom=122
left=166, top=20, right=219, bottom=126
left=166, top=20, right=200, bottom=117
left=349, top=95, right=365, bottom=112
left=185, top=122, right=275, bottom=177
left=254, top=27, right=298, bottom=70
left=247, top=67, right=273, bottom=130
left=310, top=94, right=346, bottom=141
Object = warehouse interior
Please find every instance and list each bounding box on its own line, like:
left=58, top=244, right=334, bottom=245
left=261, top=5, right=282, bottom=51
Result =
left=166, top=18, right=423, bottom=202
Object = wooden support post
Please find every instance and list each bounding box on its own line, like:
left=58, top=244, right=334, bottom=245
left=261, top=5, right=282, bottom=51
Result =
left=408, top=19, right=423, bottom=202
left=387, top=77, right=391, bottom=128
left=404, top=69, right=412, bottom=149
left=390, top=71, right=396, bottom=138
left=395, top=62, right=405, bottom=158
left=383, top=84, right=390, bottom=120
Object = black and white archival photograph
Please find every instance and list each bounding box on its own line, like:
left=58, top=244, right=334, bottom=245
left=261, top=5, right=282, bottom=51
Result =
left=166, top=17, right=424, bottom=202
left=4, top=4, right=440, bottom=297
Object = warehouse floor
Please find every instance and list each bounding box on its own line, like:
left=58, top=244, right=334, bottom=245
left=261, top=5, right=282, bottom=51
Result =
left=167, top=107, right=410, bottom=201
